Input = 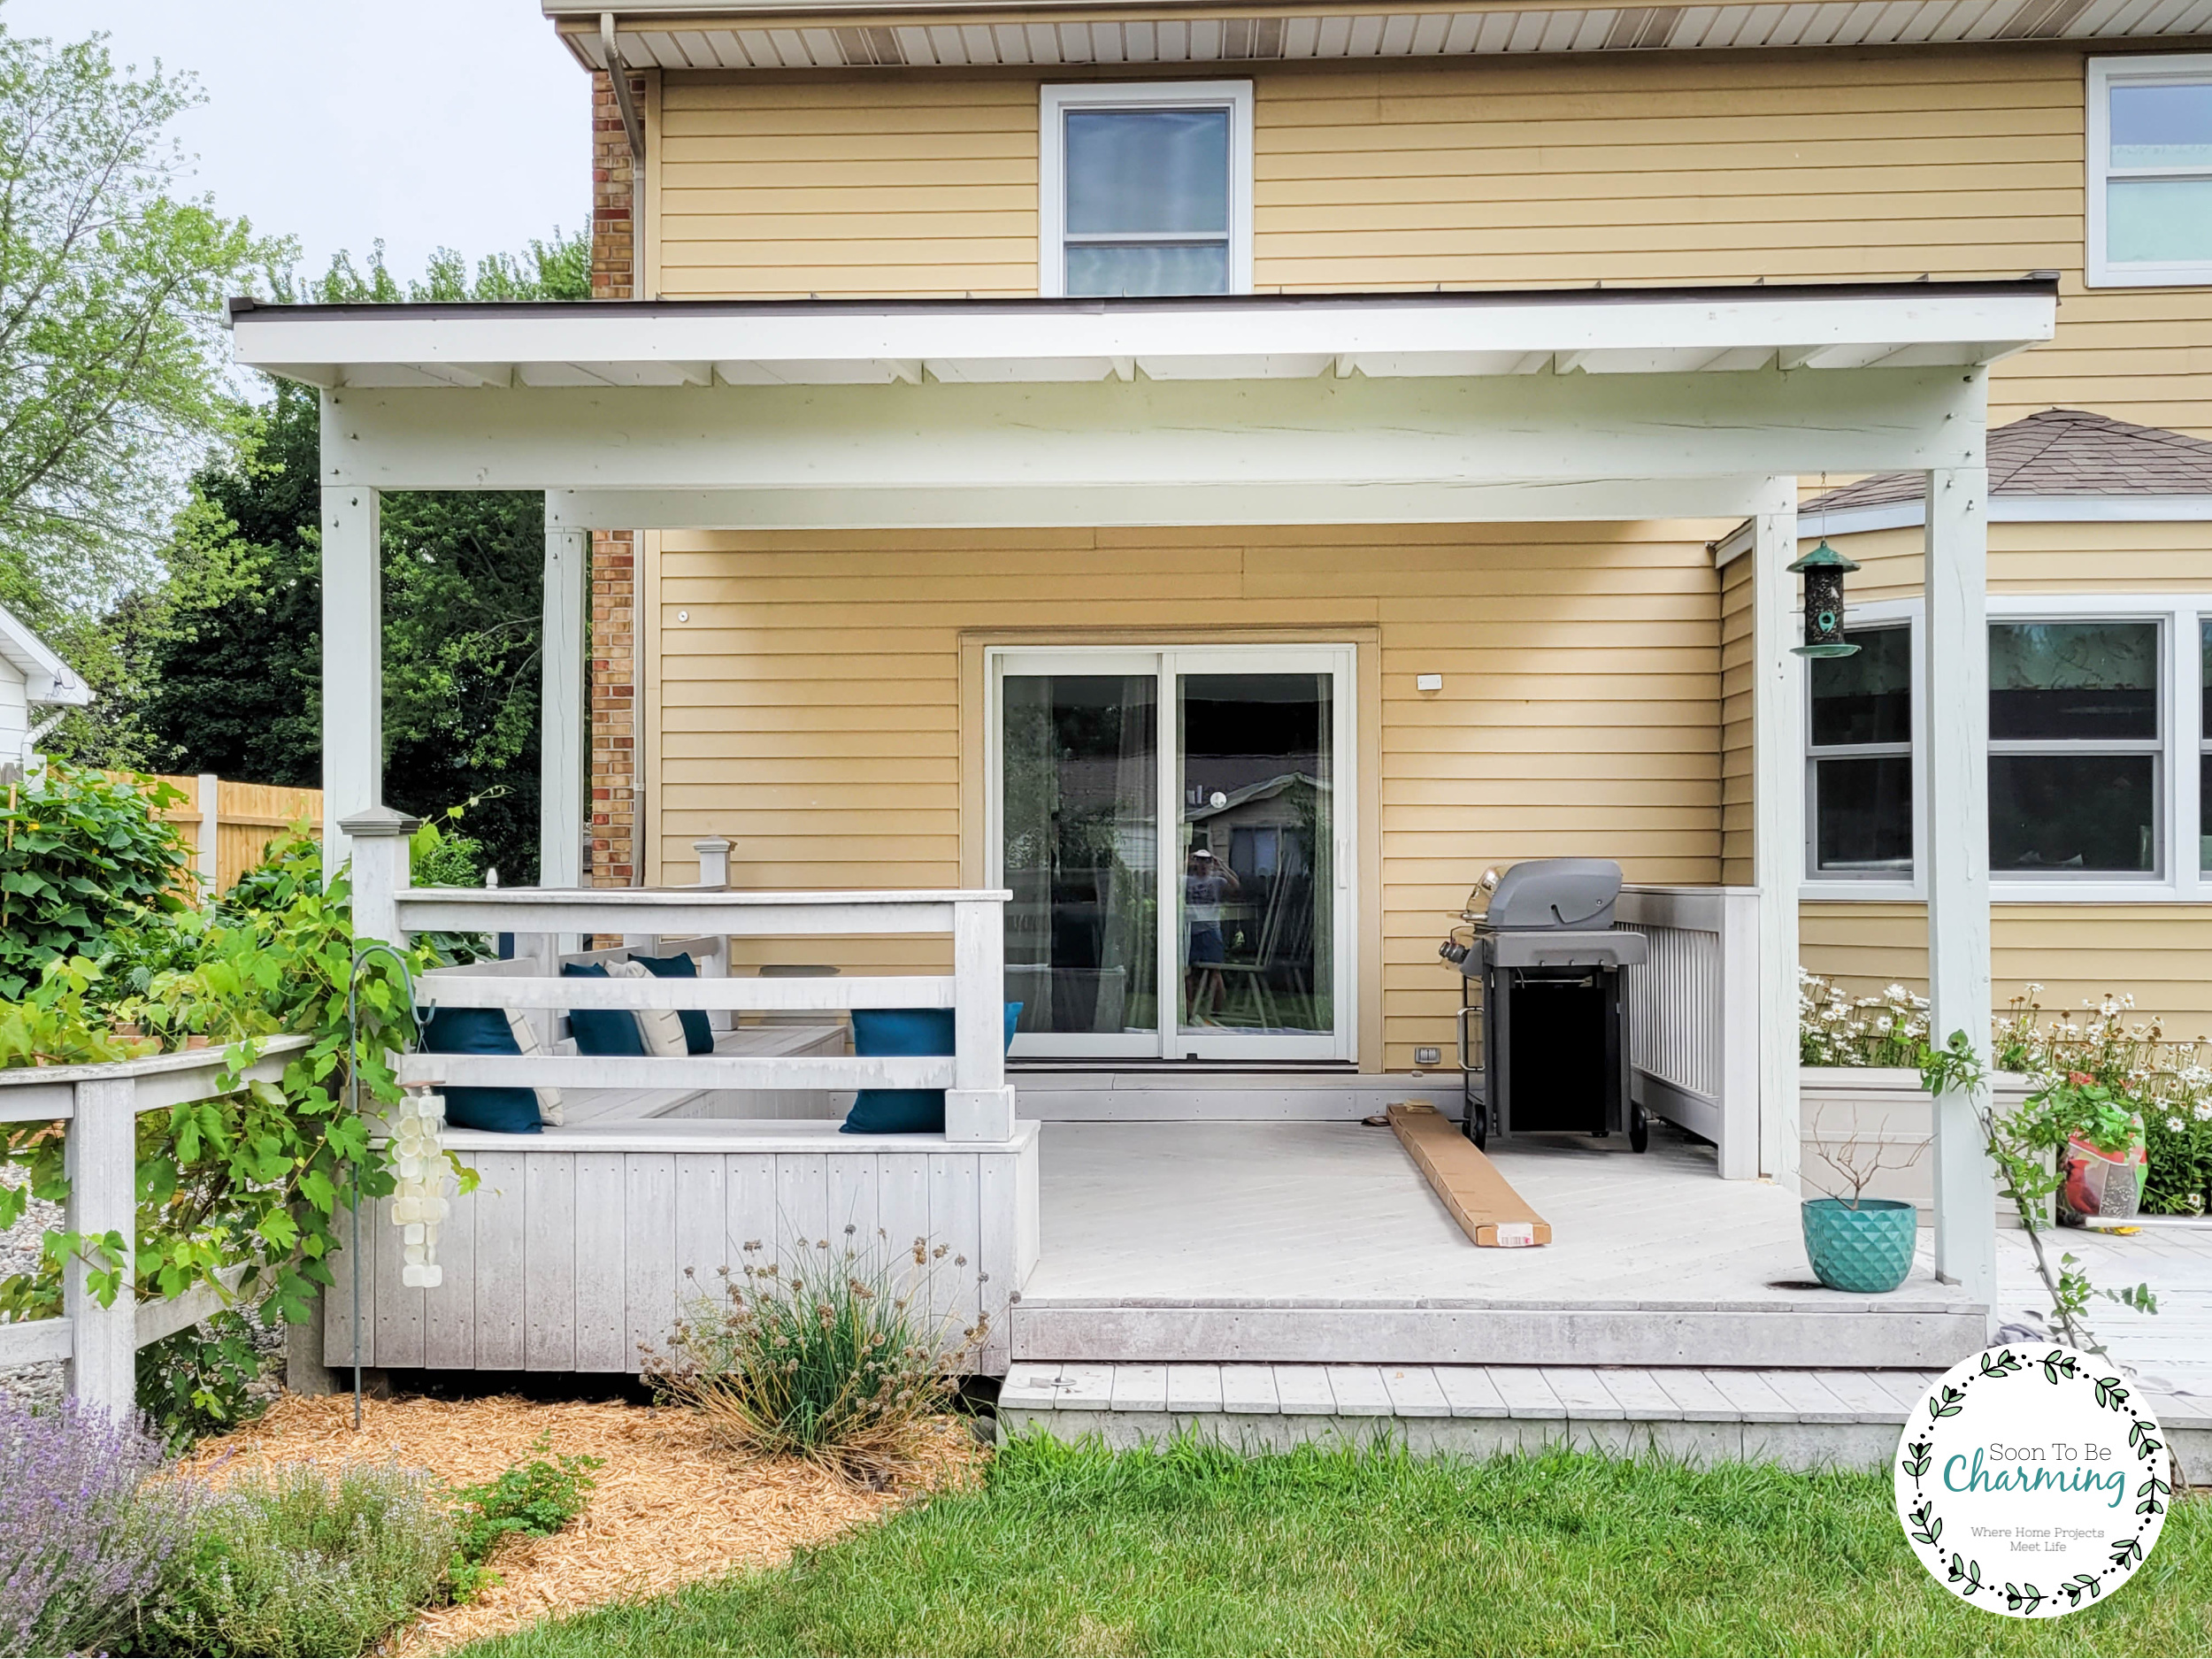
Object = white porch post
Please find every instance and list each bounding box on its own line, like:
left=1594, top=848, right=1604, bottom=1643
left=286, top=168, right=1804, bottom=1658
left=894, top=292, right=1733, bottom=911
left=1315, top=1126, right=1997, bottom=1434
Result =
left=541, top=517, right=588, bottom=889
left=320, top=485, right=382, bottom=874
left=1752, top=485, right=1804, bottom=1192
left=1924, top=466, right=1997, bottom=1307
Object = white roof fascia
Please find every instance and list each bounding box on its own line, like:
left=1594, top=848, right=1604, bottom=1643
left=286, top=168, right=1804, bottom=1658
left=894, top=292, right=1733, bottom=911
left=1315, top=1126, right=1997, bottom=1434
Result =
left=0, top=601, right=90, bottom=706
left=229, top=288, right=2058, bottom=394
left=1712, top=491, right=2212, bottom=565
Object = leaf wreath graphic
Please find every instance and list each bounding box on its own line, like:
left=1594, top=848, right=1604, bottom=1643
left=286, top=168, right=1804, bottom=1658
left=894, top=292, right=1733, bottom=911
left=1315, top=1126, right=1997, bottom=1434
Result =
left=2136, top=1472, right=2171, bottom=1519
left=2094, top=1376, right=2130, bottom=1410
left=2109, top=1537, right=2143, bottom=1570
left=2128, top=1419, right=2163, bottom=1463
left=2004, top=1583, right=2044, bottom=1616
left=1901, top=1440, right=1932, bottom=1479
left=1908, top=1502, right=1941, bottom=1546
left=1978, top=1350, right=2023, bottom=1379
left=1928, top=1383, right=1966, bottom=1420
left=2062, top=1573, right=2101, bottom=1607
left=1947, top=1555, right=1985, bottom=1594
left=2040, top=1349, right=2080, bottom=1386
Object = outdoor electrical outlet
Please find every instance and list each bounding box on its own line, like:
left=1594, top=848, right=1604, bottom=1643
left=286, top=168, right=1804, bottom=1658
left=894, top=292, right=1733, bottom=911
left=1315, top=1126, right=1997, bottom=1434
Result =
left=1415, top=1046, right=1441, bottom=1065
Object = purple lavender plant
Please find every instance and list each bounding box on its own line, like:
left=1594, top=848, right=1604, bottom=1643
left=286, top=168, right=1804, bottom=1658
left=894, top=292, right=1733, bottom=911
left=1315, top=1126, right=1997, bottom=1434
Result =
left=0, top=1394, right=196, bottom=1656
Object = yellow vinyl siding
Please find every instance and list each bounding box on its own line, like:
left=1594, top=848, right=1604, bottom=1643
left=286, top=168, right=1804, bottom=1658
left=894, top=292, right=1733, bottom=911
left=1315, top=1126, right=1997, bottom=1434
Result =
left=654, top=521, right=1724, bottom=1071
left=656, top=74, right=1038, bottom=296
left=654, top=45, right=2212, bottom=433
left=1813, top=518, right=2212, bottom=604
left=1803, top=902, right=2212, bottom=1041
left=1719, top=550, right=1754, bottom=886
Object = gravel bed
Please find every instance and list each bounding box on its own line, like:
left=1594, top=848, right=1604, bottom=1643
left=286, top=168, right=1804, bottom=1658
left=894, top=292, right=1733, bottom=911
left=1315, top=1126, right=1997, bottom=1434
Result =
left=1, top=1162, right=65, bottom=1409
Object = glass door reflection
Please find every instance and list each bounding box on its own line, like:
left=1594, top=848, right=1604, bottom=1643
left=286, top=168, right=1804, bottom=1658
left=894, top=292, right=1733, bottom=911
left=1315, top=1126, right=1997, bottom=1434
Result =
left=999, top=670, right=1159, bottom=1054
left=1177, top=672, right=1333, bottom=1045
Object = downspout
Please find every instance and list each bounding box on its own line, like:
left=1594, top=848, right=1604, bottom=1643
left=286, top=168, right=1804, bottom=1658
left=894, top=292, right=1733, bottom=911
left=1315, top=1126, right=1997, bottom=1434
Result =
left=601, top=13, right=645, bottom=168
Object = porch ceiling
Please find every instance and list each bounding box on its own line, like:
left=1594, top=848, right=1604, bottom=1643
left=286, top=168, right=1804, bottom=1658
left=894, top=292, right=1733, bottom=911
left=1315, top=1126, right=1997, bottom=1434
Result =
left=227, top=281, right=2054, bottom=394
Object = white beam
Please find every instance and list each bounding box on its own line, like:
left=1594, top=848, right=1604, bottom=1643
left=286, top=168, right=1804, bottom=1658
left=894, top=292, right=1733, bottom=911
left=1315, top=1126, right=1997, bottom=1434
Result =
left=319, top=368, right=1989, bottom=495
left=545, top=475, right=1798, bottom=531
left=320, top=483, right=381, bottom=873
left=542, top=519, right=588, bottom=889
left=1751, top=488, right=1804, bottom=1193
left=1924, top=465, right=1997, bottom=1312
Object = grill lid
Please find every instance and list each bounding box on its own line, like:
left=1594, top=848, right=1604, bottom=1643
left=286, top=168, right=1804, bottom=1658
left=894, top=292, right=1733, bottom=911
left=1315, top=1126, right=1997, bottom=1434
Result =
left=1482, top=858, right=1624, bottom=931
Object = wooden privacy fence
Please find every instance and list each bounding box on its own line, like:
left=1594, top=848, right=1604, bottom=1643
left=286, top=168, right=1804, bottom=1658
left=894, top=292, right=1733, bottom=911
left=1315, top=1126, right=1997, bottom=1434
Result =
left=0, top=1039, right=310, bottom=1416
left=132, top=773, right=321, bottom=895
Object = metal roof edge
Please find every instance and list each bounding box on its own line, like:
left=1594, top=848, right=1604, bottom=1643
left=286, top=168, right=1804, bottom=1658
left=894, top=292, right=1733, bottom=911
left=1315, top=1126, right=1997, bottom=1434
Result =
left=224, top=275, right=2061, bottom=325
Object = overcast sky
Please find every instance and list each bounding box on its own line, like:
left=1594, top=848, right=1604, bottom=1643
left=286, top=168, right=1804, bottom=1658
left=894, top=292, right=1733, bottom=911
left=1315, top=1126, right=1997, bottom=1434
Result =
left=13, top=0, right=591, bottom=283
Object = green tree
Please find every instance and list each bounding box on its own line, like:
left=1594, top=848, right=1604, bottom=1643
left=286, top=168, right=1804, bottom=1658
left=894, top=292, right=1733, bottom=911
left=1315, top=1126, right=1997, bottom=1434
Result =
left=0, top=23, right=284, bottom=629
left=122, top=232, right=592, bottom=879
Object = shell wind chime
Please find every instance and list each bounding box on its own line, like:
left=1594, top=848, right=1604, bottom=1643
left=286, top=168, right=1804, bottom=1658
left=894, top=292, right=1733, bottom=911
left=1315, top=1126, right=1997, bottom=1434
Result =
left=392, top=1090, right=451, bottom=1287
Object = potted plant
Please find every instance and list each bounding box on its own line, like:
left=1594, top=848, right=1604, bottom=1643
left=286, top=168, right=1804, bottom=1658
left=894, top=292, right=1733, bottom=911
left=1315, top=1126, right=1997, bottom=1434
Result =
left=2041, top=1071, right=2147, bottom=1222
left=1801, top=1107, right=1926, bottom=1293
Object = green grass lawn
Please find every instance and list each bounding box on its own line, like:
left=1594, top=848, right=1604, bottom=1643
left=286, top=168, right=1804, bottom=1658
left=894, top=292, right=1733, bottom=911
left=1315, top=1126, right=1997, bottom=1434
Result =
left=458, top=1435, right=2212, bottom=1657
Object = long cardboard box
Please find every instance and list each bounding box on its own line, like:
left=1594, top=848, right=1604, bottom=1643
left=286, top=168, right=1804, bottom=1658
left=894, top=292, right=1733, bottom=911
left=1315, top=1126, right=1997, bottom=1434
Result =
left=1386, top=1101, right=1552, bottom=1248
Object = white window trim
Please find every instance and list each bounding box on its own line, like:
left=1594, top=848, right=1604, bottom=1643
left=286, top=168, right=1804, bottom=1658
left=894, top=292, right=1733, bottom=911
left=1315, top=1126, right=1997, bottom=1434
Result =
left=1801, top=611, right=1925, bottom=902
left=1037, top=81, right=1255, bottom=299
left=2086, top=53, right=2212, bottom=289
left=1803, top=594, right=2209, bottom=903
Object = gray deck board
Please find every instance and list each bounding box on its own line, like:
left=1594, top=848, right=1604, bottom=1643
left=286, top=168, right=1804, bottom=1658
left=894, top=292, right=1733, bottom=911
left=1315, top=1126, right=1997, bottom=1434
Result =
left=1273, top=1364, right=1335, bottom=1415
left=1326, top=1365, right=1395, bottom=1417
left=1166, top=1364, right=1224, bottom=1414
left=1542, top=1367, right=1627, bottom=1419
left=1380, top=1365, right=1453, bottom=1417
left=1491, top=1367, right=1567, bottom=1419
left=1435, top=1366, right=1510, bottom=1418
left=1219, top=1363, right=1279, bottom=1414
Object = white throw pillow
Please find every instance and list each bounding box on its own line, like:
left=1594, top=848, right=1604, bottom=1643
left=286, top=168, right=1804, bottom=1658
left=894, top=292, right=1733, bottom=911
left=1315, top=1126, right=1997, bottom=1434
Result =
left=501, top=1008, right=565, bottom=1126
left=607, top=959, right=689, bottom=1057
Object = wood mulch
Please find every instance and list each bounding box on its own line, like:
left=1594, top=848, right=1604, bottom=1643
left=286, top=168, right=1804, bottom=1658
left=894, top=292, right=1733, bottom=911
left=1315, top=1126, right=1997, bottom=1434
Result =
left=183, top=1390, right=983, bottom=1655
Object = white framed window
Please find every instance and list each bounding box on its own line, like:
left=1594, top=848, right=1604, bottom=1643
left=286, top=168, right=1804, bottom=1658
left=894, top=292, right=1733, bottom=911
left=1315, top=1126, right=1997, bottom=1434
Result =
left=1805, top=622, right=1917, bottom=884
left=2086, top=54, right=2212, bottom=288
left=1803, top=595, right=2208, bottom=902
left=1038, top=81, right=1253, bottom=298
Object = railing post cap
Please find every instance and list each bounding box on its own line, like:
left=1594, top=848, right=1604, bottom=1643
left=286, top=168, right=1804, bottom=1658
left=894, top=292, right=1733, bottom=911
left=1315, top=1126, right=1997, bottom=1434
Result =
left=339, top=805, right=423, bottom=838
left=692, top=836, right=732, bottom=853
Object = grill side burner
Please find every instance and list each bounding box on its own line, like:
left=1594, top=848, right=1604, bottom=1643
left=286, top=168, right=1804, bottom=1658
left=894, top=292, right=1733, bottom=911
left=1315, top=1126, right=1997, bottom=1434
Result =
left=1438, top=857, right=1649, bottom=1150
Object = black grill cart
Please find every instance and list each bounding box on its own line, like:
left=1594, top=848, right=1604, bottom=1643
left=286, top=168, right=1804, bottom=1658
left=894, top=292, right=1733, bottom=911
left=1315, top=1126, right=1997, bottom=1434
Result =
left=1439, top=858, right=1650, bottom=1151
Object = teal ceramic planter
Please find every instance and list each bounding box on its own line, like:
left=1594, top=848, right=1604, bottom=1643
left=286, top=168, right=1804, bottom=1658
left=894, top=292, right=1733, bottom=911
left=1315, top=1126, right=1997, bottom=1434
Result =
left=1801, top=1197, right=1917, bottom=1293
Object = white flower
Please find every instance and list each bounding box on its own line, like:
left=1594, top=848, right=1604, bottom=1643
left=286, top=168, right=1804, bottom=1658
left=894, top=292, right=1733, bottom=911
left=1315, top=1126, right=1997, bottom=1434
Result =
left=2167, top=1117, right=2185, bottom=1133
left=2194, top=1102, right=2212, bottom=1122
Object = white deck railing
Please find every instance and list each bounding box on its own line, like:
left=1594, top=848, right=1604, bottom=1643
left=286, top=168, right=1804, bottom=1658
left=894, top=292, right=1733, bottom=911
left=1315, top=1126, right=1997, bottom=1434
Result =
left=347, top=820, right=1018, bottom=1141
left=1616, top=884, right=1759, bottom=1179
left=0, top=1039, right=311, bottom=1414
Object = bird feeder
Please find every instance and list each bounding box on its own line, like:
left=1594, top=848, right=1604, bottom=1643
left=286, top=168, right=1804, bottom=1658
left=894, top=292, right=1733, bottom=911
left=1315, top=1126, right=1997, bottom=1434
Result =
left=1789, top=540, right=1861, bottom=659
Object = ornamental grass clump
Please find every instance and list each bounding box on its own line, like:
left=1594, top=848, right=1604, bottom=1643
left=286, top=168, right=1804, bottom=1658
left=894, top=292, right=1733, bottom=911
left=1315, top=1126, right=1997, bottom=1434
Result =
left=643, top=1228, right=986, bottom=1486
left=141, top=1462, right=457, bottom=1658
left=0, top=1397, right=195, bottom=1658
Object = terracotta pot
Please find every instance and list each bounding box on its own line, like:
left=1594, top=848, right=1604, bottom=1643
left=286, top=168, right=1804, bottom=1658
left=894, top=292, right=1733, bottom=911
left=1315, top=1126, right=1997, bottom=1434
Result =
left=183, top=1034, right=211, bottom=1051
left=1801, top=1197, right=1917, bottom=1294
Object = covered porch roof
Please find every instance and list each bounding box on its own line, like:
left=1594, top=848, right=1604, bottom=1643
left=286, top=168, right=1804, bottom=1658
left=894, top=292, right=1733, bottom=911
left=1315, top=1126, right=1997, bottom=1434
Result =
left=229, top=280, right=2055, bottom=528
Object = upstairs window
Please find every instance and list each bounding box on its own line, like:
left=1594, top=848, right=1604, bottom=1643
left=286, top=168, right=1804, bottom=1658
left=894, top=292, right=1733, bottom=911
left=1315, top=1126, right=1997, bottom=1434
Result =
left=1040, top=82, right=1252, bottom=298
left=2088, top=55, right=2212, bottom=286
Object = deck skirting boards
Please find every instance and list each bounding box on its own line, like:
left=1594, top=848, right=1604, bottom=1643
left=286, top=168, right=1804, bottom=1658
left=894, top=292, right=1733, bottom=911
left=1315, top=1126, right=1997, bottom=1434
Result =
left=1010, top=1302, right=1992, bottom=1370
left=998, top=1363, right=2212, bottom=1476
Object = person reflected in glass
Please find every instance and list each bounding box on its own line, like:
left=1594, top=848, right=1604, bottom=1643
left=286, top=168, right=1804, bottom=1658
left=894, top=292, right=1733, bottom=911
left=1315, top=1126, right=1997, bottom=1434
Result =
left=1184, top=846, right=1240, bottom=1025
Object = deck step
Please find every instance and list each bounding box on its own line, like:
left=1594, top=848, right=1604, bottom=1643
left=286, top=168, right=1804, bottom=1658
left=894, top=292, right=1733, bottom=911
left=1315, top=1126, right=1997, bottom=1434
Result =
left=997, top=1363, right=2212, bottom=1474
left=1008, top=1300, right=1989, bottom=1371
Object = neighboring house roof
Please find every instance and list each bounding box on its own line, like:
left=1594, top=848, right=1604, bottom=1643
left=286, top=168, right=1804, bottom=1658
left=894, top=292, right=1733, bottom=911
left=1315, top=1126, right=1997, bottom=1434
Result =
left=1805, top=409, right=2212, bottom=513
left=0, top=602, right=92, bottom=707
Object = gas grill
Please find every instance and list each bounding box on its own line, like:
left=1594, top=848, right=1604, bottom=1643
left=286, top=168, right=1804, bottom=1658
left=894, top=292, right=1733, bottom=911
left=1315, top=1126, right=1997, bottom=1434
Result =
left=1438, top=858, right=1650, bottom=1151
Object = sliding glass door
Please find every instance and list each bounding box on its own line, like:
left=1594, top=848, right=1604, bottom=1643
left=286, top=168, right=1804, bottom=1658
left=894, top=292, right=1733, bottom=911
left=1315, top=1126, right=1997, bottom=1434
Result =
left=993, top=646, right=1354, bottom=1062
